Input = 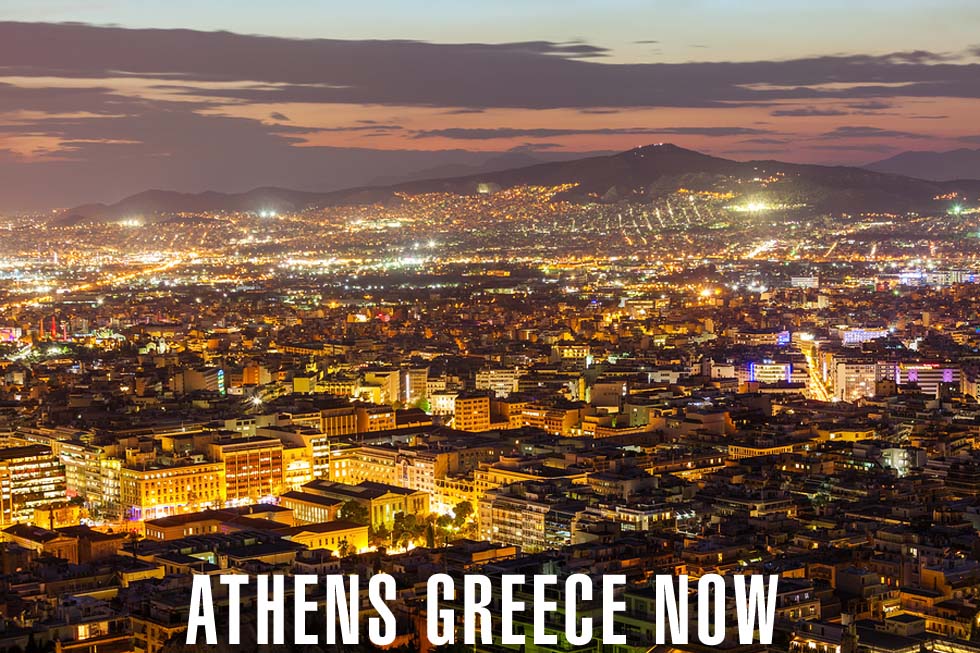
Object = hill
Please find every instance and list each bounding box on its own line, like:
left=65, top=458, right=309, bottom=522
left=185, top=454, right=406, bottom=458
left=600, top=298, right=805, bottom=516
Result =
left=865, top=148, right=980, bottom=182
left=62, top=144, right=980, bottom=222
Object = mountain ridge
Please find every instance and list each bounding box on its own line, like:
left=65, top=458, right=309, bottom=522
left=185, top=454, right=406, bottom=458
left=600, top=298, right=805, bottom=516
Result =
left=865, top=147, right=980, bottom=182
left=62, top=144, right=980, bottom=222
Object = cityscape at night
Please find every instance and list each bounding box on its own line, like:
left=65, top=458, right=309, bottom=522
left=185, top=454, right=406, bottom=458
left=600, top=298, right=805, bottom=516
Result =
left=3, top=2, right=980, bottom=652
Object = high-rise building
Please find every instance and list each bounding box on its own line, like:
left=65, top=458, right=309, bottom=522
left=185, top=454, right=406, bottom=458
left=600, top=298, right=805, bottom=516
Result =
left=475, top=367, right=522, bottom=398
left=453, top=393, right=491, bottom=432
left=0, top=445, right=67, bottom=526
left=119, top=459, right=225, bottom=521
left=208, top=436, right=283, bottom=504
left=355, top=404, right=396, bottom=432
left=876, top=362, right=960, bottom=398
left=362, top=368, right=400, bottom=405
left=402, top=366, right=429, bottom=405
left=320, top=405, right=358, bottom=436
left=833, top=361, right=877, bottom=401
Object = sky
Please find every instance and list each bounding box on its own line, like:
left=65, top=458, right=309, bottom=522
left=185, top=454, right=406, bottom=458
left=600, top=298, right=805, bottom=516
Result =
left=2, top=1, right=980, bottom=211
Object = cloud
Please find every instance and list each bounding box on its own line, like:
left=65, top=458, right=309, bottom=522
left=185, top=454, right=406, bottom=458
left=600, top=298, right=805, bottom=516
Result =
left=846, top=100, right=893, bottom=111
left=318, top=123, right=403, bottom=132
left=269, top=112, right=290, bottom=121
left=412, top=126, right=770, bottom=139
left=808, top=143, right=900, bottom=153
left=2, top=23, right=980, bottom=111
left=880, top=50, right=957, bottom=64
left=770, top=107, right=849, bottom=117
left=816, top=126, right=931, bottom=139
left=958, top=135, right=980, bottom=144
left=739, top=137, right=789, bottom=145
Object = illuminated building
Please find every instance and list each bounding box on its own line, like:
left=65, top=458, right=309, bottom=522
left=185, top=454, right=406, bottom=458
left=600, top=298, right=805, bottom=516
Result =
left=241, top=362, right=272, bottom=386
left=262, top=424, right=336, bottom=480
left=282, top=443, right=314, bottom=491
left=728, top=440, right=802, bottom=460
left=429, top=391, right=458, bottom=416
left=433, top=476, right=476, bottom=515
left=32, top=502, right=85, bottom=529
left=279, top=490, right=341, bottom=525
left=833, top=360, right=877, bottom=401
left=362, top=368, right=400, bottom=405
left=361, top=445, right=436, bottom=493
left=0, top=444, right=67, bottom=526
left=292, top=373, right=317, bottom=394
left=790, top=276, right=820, bottom=289
left=1, top=523, right=79, bottom=564
left=962, top=369, right=980, bottom=400
left=478, top=479, right=584, bottom=552
left=319, top=375, right=359, bottom=397
left=143, top=505, right=294, bottom=541
left=815, top=424, right=876, bottom=442
left=473, top=457, right=589, bottom=500
left=281, top=520, right=368, bottom=553
left=551, top=344, right=591, bottom=365
left=521, top=402, right=591, bottom=436
left=355, top=404, right=396, bottom=432
left=876, top=362, right=960, bottom=398
left=789, top=621, right=853, bottom=653
left=475, top=367, right=522, bottom=398
left=319, top=405, right=358, bottom=436
left=283, top=479, right=428, bottom=529
left=730, top=328, right=791, bottom=347
left=10, top=428, right=122, bottom=520
left=573, top=502, right=676, bottom=537
left=0, top=327, right=23, bottom=342
left=401, top=366, right=429, bottom=405
left=279, top=342, right=330, bottom=356
left=223, top=413, right=281, bottom=437
left=835, top=327, right=890, bottom=346
left=58, top=440, right=122, bottom=519
left=491, top=396, right=528, bottom=429
left=172, top=367, right=226, bottom=395
left=745, top=360, right=792, bottom=384
left=207, top=436, right=283, bottom=504
left=452, top=393, right=491, bottom=432
left=119, top=459, right=225, bottom=521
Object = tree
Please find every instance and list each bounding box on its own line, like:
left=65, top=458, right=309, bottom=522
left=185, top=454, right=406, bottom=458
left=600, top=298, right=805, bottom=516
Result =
left=339, top=500, right=370, bottom=526
left=338, top=539, right=354, bottom=558
left=369, top=523, right=390, bottom=549
left=452, top=501, right=473, bottom=527
left=392, top=512, right=425, bottom=549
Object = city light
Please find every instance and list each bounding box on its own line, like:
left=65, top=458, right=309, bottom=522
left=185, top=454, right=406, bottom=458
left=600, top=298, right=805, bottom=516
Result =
left=2, top=10, right=979, bottom=649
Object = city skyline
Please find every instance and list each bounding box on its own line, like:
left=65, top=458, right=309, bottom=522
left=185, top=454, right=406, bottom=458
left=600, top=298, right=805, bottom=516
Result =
left=4, top=5, right=980, bottom=653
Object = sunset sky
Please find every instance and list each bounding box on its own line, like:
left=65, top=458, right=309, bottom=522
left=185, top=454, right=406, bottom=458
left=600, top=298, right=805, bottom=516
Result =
left=3, top=1, right=980, bottom=210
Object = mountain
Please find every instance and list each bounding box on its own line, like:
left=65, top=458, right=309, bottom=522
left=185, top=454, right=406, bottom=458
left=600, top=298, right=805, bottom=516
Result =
left=63, top=144, right=980, bottom=222
left=65, top=188, right=328, bottom=224
left=865, top=148, right=980, bottom=181
left=366, top=150, right=614, bottom=187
